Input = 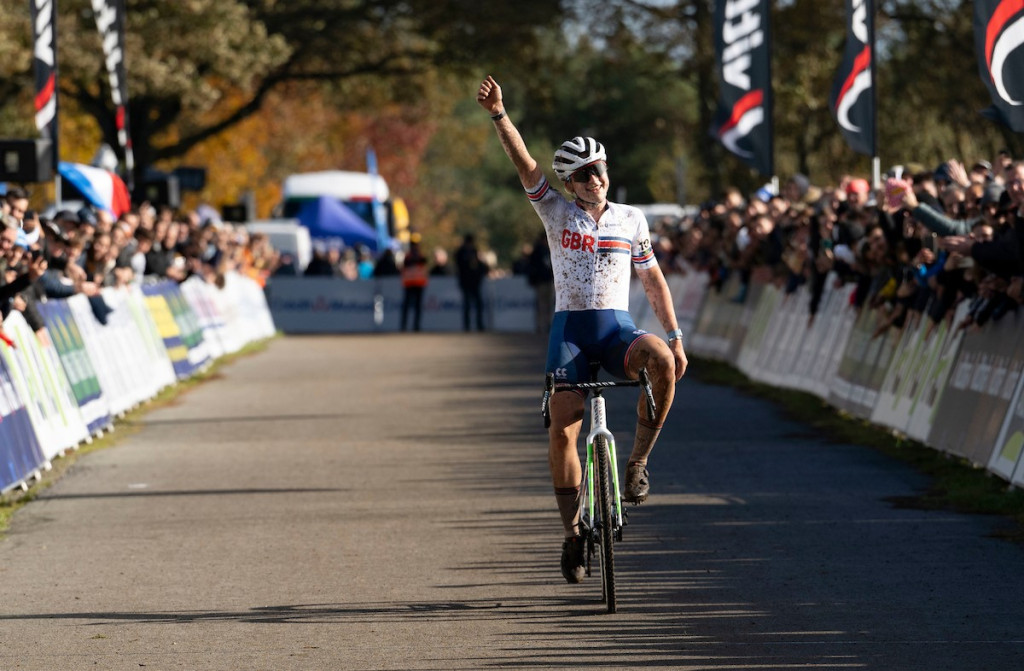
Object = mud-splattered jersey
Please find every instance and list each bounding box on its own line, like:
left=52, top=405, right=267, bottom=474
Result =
left=525, top=175, right=657, bottom=312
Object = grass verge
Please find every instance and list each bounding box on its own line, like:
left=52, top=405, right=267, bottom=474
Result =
left=691, top=356, right=1024, bottom=543
left=0, top=337, right=274, bottom=537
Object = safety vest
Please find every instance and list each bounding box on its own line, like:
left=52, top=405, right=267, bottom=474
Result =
left=401, top=261, right=429, bottom=288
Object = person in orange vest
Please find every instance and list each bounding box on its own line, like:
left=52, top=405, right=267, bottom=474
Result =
left=400, top=240, right=429, bottom=331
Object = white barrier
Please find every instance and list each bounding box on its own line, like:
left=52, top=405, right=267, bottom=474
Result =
left=265, top=276, right=536, bottom=333
left=682, top=271, right=1024, bottom=485
left=0, top=312, right=89, bottom=462
left=0, top=273, right=275, bottom=494
left=7, top=263, right=1024, bottom=491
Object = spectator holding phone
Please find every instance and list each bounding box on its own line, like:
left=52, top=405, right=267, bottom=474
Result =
left=1, top=215, right=48, bottom=324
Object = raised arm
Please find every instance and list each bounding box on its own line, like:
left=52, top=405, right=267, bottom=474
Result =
left=476, top=76, right=544, bottom=189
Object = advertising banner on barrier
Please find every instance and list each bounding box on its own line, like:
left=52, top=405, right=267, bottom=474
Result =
left=688, top=275, right=762, bottom=363
left=142, top=282, right=207, bottom=378
left=829, top=308, right=896, bottom=418
left=487, top=278, right=536, bottom=332
left=265, top=277, right=534, bottom=334
left=929, top=310, right=1024, bottom=466
left=989, top=366, right=1024, bottom=483
left=226, top=272, right=277, bottom=343
left=779, top=277, right=853, bottom=399
left=673, top=271, right=710, bottom=339
left=36, top=299, right=111, bottom=435
left=736, top=282, right=780, bottom=379
left=67, top=293, right=136, bottom=416
left=95, top=287, right=175, bottom=405
left=115, top=286, right=176, bottom=391
left=0, top=348, right=46, bottom=493
left=871, top=304, right=966, bottom=442
left=633, top=272, right=710, bottom=338
left=179, top=277, right=226, bottom=359
left=166, top=283, right=211, bottom=370
left=904, top=304, right=968, bottom=442
left=0, top=312, right=88, bottom=460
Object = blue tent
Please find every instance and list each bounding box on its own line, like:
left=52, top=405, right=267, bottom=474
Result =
left=296, top=196, right=382, bottom=251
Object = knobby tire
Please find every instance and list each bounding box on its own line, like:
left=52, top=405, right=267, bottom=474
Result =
left=595, top=435, right=616, bottom=614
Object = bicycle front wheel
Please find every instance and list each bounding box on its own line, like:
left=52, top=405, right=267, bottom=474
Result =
left=595, top=434, right=616, bottom=614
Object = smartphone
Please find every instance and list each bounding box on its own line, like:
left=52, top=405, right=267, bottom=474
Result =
left=885, top=177, right=908, bottom=209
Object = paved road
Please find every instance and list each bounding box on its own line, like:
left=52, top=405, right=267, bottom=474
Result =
left=1, top=333, right=1022, bottom=670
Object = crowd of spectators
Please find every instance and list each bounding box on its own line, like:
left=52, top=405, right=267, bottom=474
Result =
left=14, top=151, right=1020, bottom=345
left=1, top=188, right=281, bottom=339
left=648, top=152, right=1024, bottom=337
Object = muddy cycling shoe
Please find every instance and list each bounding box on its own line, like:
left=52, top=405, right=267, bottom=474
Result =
left=623, top=462, right=650, bottom=505
left=560, top=534, right=586, bottom=584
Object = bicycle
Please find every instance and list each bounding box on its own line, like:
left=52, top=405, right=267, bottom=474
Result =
left=541, top=363, right=657, bottom=614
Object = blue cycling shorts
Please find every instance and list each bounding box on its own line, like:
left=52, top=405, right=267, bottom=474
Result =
left=545, top=309, right=654, bottom=384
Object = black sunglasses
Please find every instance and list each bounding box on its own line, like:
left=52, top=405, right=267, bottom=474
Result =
left=570, top=162, right=608, bottom=183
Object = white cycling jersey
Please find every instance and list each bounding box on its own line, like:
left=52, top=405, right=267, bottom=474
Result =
left=526, top=175, right=657, bottom=312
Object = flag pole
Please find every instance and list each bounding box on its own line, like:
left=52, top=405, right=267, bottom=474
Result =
left=768, top=0, right=776, bottom=188
left=870, top=0, right=879, bottom=188
left=53, top=0, right=62, bottom=209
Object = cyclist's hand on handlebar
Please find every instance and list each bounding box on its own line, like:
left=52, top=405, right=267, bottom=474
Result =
left=671, top=340, right=687, bottom=380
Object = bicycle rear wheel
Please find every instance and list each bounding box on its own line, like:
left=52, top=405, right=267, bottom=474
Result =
left=595, top=435, right=616, bottom=614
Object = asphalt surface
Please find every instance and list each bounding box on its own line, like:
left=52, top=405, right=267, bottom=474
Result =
left=1, top=333, right=1023, bottom=670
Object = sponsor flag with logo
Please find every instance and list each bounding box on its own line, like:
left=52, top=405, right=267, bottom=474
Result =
left=90, top=0, right=134, bottom=187
left=830, top=0, right=875, bottom=156
left=975, top=0, right=1024, bottom=132
left=30, top=0, right=58, bottom=169
left=711, top=0, right=773, bottom=176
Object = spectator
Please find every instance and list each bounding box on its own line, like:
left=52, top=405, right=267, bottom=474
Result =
left=526, top=230, right=554, bottom=335
left=338, top=249, right=359, bottom=280
left=373, top=247, right=400, bottom=277
left=357, top=246, right=376, bottom=279
left=455, top=233, right=488, bottom=331
left=400, top=240, right=429, bottom=331
left=429, top=246, right=451, bottom=276
left=1, top=214, right=48, bottom=325
left=5, top=187, right=30, bottom=227
left=304, top=246, right=337, bottom=276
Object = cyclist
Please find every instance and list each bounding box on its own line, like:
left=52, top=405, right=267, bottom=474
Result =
left=476, top=76, right=688, bottom=583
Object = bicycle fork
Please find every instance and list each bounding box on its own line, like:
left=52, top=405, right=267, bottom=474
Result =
left=581, top=394, right=624, bottom=545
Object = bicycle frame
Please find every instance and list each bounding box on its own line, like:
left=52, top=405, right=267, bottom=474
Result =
left=581, top=390, right=623, bottom=545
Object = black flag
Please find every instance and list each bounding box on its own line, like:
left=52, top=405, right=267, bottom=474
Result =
left=711, top=0, right=773, bottom=177
left=829, top=0, right=875, bottom=156
left=975, top=0, right=1024, bottom=132
left=91, top=0, right=134, bottom=187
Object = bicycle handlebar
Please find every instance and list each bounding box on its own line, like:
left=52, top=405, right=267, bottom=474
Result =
left=542, top=369, right=657, bottom=429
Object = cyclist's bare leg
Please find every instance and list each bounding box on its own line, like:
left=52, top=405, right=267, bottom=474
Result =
left=625, top=336, right=676, bottom=466
left=548, top=391, right=585, bottom=537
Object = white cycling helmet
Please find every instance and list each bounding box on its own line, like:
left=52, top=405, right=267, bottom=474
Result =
left=552, top=136, right=607, bottom=182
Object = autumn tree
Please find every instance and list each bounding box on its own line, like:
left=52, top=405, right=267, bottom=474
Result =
left=0, top=0, right=568, bottom=187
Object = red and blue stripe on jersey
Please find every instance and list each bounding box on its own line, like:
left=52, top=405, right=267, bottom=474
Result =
left=598, top=237, right=632, bottom=255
